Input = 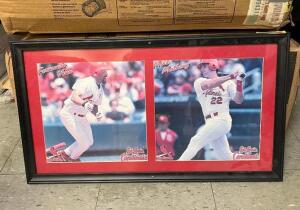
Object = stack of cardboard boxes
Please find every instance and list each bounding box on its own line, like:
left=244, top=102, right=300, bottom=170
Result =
left=0, top=0, right=292, bottom=33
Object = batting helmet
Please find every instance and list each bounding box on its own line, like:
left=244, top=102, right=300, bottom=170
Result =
left=198, top=59, right=220, bottom=71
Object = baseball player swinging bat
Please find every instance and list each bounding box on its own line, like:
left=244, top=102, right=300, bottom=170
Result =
left=178, top=59, right=245, bottom=161
left=47, top=63, right=110, bottom=162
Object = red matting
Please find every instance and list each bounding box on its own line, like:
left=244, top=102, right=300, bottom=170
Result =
left=23, top=44, right=277, bottom=174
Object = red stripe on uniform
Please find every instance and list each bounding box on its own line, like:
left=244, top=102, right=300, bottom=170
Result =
left=82, top=95, right=93, bottom=100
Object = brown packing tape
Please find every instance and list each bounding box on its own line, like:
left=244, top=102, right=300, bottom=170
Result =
left=0, top=0, right=292, bottom=34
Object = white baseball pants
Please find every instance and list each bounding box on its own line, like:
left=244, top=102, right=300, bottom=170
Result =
left=60, top=108, right=94, bottom=160
left=178, top=119, right=233, bottom=160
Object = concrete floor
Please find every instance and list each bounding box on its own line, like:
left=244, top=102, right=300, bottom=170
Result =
left=0, top=93, right=300, bottom=210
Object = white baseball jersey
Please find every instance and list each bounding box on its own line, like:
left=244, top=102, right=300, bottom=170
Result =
left=194, top=77, right=236, bottom=120
left=63, top=76, right=103, bottom=115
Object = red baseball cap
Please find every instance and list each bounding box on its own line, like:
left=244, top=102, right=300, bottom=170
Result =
left=158, top=115, right=169, bottom=123
left=181, top=83, right=193, bottom=92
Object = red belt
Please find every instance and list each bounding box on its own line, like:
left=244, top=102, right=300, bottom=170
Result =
left=205, top=112, right=218, bottom=119
left=73, top=113, right=85, bottom=117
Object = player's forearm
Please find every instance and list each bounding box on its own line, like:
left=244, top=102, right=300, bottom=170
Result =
left=233, top=80, right=244, bottom=104
left=71, top=92, right=85, bottom=106
left=234, top=92, right=244, bottom=104
left=201, top=75, right=232, bottom=90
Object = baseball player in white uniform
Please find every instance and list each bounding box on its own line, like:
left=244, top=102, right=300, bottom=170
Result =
left=48, top=63, right=110, bottom=162
left=178, top=59, right=244, bottom=161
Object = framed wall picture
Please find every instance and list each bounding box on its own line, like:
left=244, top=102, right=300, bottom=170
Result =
left=11, top=32, right=289, bottom=183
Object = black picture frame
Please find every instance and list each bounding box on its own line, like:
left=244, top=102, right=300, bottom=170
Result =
left=11, top=32, right=289, bottom=183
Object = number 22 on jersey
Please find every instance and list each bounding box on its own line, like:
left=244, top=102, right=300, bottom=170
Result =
left=210, top=96, right=223, bottom=104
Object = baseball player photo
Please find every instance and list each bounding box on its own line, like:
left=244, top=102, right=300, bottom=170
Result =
left=38, top=61, right=147, bottom=162
left=154, top=58, right=262, bottom=161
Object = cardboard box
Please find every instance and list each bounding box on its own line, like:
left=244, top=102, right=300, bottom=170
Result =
left=0, top=0, right=292, bottom=34
left=286, top=39, right=300, bottom=128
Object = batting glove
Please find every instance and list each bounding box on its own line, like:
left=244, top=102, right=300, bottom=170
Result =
left=236, top=73, right=246, bottom=81
left=82, top=101, right=94, bottom=112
